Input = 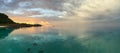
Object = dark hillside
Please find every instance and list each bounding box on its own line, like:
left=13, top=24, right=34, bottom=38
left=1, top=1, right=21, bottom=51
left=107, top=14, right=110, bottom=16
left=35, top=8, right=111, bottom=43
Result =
left=0, top=13, right=15, bottom=24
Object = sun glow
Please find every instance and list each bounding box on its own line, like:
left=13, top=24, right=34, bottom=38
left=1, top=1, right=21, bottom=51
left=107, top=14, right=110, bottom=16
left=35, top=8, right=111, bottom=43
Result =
left=10, top=16, right=51, bottom=26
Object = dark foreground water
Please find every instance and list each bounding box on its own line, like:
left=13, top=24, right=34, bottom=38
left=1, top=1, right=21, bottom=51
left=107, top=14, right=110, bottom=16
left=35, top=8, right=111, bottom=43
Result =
left=0, top=25, right=120, bottom=53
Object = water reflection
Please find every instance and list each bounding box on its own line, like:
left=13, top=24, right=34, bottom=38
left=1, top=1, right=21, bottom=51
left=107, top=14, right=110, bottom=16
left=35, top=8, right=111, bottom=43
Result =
left=0, top=26, right=88, bottom=53
left=0, top=28, right=17, bottom=40
left=0, top=26, right=120, bottom=53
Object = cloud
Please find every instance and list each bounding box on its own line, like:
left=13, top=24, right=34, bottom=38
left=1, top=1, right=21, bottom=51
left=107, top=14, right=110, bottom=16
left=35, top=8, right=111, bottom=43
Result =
left=62, top=0, right=120, bottom=22
left=0, top=0, right=65, bottom=11
left=0, top=0, right=65, bottom=19
left=0, top=0, right=120, bottom=22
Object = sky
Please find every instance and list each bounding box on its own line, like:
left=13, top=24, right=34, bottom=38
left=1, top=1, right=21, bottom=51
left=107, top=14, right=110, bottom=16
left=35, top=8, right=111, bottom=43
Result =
left=0, top=0, right=120, bottom=25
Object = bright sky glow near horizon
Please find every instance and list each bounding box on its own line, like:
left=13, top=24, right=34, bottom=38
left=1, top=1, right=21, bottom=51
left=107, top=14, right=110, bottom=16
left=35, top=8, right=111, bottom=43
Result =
left=0, top=0, right=120, bottom=25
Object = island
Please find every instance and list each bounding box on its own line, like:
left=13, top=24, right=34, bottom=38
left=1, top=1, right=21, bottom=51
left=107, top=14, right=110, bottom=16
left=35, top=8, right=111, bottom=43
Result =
left=0, top=13, right=42, bottom=28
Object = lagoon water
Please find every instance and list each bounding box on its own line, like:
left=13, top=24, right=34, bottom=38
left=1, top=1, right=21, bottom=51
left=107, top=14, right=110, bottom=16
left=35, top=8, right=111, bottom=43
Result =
left=0, top=25, right=120, bottom=53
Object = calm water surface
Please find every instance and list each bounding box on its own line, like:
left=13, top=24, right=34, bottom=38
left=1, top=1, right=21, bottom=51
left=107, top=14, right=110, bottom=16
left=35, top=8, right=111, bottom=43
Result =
left=0, top=25, right=120, bottom=53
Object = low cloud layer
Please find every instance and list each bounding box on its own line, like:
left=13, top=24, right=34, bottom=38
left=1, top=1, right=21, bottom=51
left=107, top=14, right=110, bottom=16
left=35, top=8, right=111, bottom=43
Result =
left=0, top=0, right=120, bottom=22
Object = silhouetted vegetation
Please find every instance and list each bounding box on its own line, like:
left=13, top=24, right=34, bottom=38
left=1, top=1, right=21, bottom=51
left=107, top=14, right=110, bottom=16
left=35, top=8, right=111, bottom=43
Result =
left=0, top=13, right=15, bottom=24
left=0, top=13, right=41, bottom=28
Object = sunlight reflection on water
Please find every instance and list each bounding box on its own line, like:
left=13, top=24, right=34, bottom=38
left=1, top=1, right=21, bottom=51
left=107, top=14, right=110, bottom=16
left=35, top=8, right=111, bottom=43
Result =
left=0, top=25, right=120, bottom=53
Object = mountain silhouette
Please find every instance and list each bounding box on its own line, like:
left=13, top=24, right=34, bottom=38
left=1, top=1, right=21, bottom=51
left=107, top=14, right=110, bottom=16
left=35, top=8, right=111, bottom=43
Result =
left=0, top=13, right=15, bottom=24
left=0, top=13, right=41, bottom=27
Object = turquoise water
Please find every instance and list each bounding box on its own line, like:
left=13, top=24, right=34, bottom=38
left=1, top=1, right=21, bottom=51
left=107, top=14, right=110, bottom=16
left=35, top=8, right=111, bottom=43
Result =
left=0, top=26, right=120, bottom=53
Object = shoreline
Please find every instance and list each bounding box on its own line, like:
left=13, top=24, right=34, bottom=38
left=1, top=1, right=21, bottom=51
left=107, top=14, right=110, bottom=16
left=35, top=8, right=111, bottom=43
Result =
left=0, top=23, right=42, bottom=28
left=0, top=13, right=42, bottom=28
